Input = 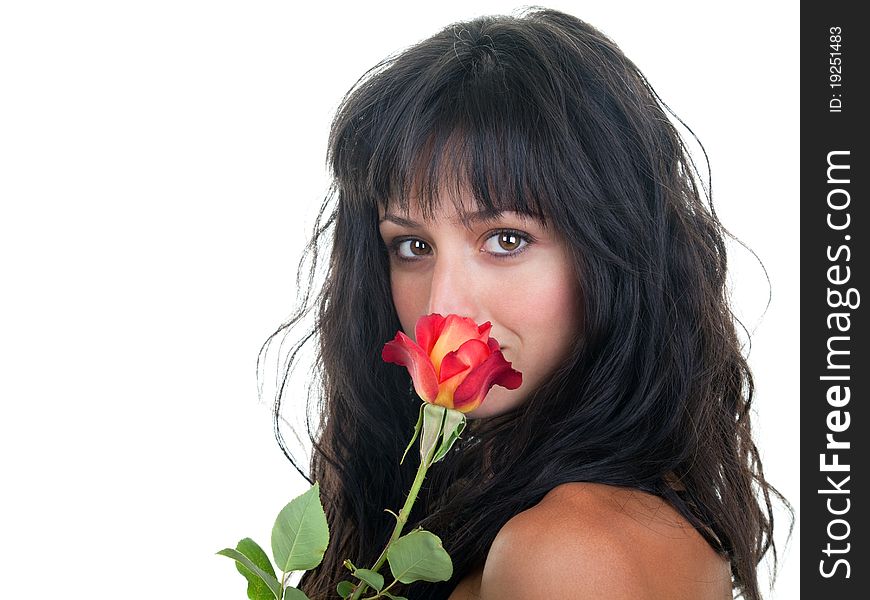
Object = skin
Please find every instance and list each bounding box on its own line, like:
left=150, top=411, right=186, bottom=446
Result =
left=448, top=483, right=732, bottom=599
left=378, top=187, right=583, bottom=419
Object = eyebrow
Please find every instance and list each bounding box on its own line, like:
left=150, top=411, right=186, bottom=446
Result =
left=379, top=209, right=523, bottom=229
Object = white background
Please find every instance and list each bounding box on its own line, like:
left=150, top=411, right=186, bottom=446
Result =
left=0, top=1, right=798, bottom=598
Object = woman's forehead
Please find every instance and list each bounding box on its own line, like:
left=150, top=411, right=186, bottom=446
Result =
left=377, top=201, right=550, bottom=237
left=379, top=188, right=483, bottom=218
left=377, top=176, right=547, bottom=224
left=378, top=194, right=529, bottom=227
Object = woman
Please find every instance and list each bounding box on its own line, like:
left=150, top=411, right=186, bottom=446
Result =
left=262, top=7, right=790, bottom=599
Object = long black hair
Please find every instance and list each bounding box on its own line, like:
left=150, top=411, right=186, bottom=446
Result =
left=260, top=7, right=792, bottom=599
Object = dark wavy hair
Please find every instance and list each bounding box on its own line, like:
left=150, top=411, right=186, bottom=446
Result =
left=260, top=7, right=792, bottom=600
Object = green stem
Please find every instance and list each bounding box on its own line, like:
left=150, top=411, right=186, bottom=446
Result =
left=349, top=436, right=437, bottom=600
left=360, top=576, right=401, bottom=600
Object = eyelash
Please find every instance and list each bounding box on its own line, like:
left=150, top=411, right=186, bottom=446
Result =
left=387, top=229, right=535, bottom=263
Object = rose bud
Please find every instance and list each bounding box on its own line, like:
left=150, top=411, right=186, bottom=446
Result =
left=382, top=313, right=522, bottom=413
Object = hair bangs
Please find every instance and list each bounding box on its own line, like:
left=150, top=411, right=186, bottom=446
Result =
left=386, top=126, right=558, bottom=231
left=330, top=31, right=568, bottom=231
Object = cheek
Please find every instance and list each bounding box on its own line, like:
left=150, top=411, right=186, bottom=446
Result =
left=501, top=260, right=581, bottom=367
left=391, top=274, right=427, bottom=334
left=500, top=260, right=580, bottom=322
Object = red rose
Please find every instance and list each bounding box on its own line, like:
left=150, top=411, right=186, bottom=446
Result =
left=382, top=313, right=522, bottom=413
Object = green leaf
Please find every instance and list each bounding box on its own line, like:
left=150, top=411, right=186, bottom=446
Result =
left=353, top=568, right=384, bottom=591
left=386, top=529, right=453, bottom=584
left=217, top=548, right=282, bottom=599
left=431, top=409, right=466, bottom=463
left=282, top=587, right=310, bottom=600
left=336, top=580, right=355, bottom=598
left=228, top=538, right=278, bottom=600
left=271, top=482, right=330, bottom=573
left=420, top=404, right=447, bottom=464
left=400, top=403, right=425, bottom=465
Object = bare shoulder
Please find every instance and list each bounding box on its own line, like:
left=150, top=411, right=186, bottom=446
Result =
left=478, top=482, right=732, bottom=600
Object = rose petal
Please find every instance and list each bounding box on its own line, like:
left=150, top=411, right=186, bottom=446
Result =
left=415, top=313, right=447, bottom=357
left=439, top=339, right=491, bottom=383
left=432, top=339, right=493, bottom=409
left=429, top=315, right=490, bottom=373
left=452, top=351, right=523, bottom=412
left=382, top=331, right=439, bottom=403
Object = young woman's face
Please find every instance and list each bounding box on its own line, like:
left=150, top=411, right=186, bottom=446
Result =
left=378, top=188, right=583, bottom=419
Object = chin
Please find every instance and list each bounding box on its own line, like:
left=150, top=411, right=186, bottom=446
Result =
left=463, top=388, right=525, bottom=420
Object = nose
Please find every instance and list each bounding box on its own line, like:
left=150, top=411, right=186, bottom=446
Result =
left=426, top=253, right=480, bottom=320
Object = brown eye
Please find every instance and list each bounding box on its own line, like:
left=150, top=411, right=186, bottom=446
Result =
left=498, top=233, right=521, bottom=251
left=394, top=238, right=431, bottom=259
left=483, top=230, right=530, bottom=256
